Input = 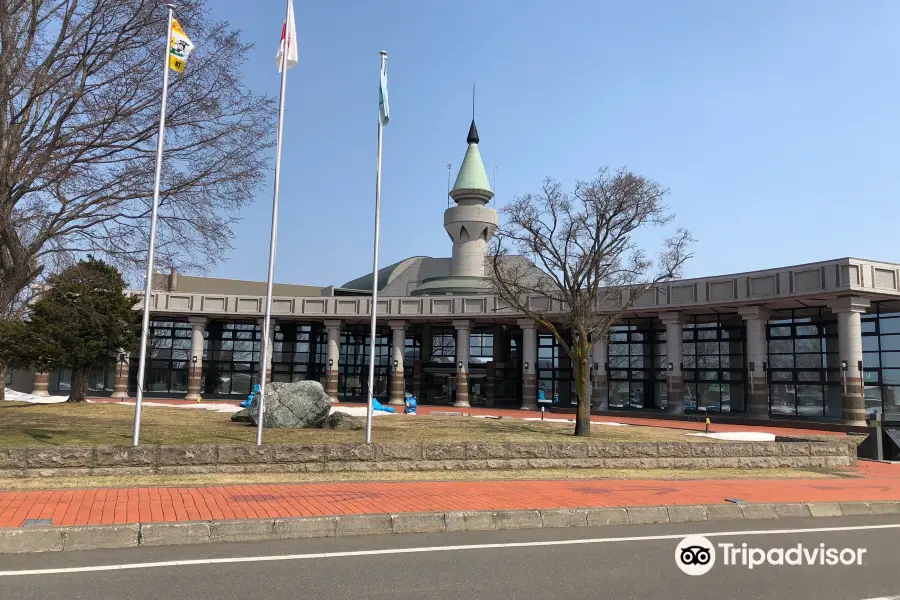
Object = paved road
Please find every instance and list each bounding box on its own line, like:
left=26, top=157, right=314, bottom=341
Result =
left=1, top=515, right=898, bottom=600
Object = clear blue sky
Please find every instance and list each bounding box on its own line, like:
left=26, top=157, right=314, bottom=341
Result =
left=204, top=0, right=900, bottom=287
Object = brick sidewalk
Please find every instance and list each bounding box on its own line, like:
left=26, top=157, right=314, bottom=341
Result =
left=1, top=461, right=896, bottom=529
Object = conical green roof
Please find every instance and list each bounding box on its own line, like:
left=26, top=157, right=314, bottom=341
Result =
left=451, top=120, right=493, bottom=199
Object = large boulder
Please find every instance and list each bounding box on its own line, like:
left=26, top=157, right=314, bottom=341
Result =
left=231, top=407, right=252, bottom=423
left=249, top=381, right=332, bottom=428
left=323, top=411, right=365, bottom=430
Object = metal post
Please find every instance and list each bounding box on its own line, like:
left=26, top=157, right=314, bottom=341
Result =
left=366, top=51, right=388, bottom=445
left=446, top=163, right=452, bottom=208
left=255, top=0, right=292, bottom=446
left=132, top=4, right=175, bottom=446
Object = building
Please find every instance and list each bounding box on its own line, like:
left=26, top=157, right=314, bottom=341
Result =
left=13, top=122, right=900, bottom=426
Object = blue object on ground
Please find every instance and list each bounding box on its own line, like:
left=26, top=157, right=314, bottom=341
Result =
left=240, top=384, right=262, bottom=408
left=372, top=398, right=395, bottom=413
left=404, top=396, right=418, bottom=414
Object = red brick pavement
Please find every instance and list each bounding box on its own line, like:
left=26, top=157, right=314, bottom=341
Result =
left=0, top=461, right=896, bottom=529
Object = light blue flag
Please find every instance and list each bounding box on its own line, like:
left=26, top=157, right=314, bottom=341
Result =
left=379, top=62, right=390, bottom=126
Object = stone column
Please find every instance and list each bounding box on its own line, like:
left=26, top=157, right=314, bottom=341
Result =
left=31, top=372, right=50, bottom=397
left=184, top=317, right=207, bottom=401
left=324, top=320, right=342, bottom=402
left=738, top=306, right=770, bottom=419
left=519, top=319, right=537, bottom=410
left=389, top=320, right=406, bottom=406
left=830, top=297, right=871, bottom=426
left=660, top=312, right=685, bottom=414
left=453, top=320, right=471, bottom=407
left=111, top=351, right=130, bottom=400
left=591, top=336, right=608, bottom=410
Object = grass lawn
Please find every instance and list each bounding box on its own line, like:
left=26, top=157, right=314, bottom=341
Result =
left=0, top=401, right=727, bottom=447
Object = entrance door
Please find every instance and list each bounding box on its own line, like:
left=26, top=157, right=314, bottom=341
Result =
left=420, top=366, right=488, bottom=405
left=421, top=370, right=456, bottom=405
left=468, top=370, right=487, bottom=405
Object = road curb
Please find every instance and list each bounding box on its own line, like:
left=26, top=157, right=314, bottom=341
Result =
left=1, top=501, right=898, bottom=554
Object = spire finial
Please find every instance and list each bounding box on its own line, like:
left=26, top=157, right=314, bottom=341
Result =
left=466, top=83, right=479, bottom=144
left=466, top=120, right=479, bottom=144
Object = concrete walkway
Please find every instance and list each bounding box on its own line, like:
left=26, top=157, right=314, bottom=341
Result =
left=1, top=461, right=896, bottom=529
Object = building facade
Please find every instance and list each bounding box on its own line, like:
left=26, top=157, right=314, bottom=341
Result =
left=14, top=124, right=900, bottom=426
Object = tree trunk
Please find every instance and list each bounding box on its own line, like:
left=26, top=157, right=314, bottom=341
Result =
left=0, top=362, right=6, bottom=402
left=573, top=339, right=592, bottom=436
left=68, top=368, right=88, bottom=402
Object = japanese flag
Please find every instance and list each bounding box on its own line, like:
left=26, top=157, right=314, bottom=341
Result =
left=276, top=0, right=298, bottom=72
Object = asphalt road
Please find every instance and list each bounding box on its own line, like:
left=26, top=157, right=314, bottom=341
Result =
left=1, top=515, right=899, bottom=600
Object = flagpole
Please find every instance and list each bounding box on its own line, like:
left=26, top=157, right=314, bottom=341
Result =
left=256, top=0, right=292, bottom=447
left=365, top=51, right=388, bottom=445
left=133, top=3, right=175, bottom=446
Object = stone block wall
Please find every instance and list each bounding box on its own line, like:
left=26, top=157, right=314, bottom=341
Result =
left=0, top=440, right=858, bottom=478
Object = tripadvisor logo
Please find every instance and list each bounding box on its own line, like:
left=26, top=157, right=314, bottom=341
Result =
left=676, top=535, right=716, bottom=576
left=675, top=535, right=868, bottom=575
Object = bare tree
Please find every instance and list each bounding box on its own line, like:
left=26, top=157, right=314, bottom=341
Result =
left=0, top=0, right=275, bottom=324
left=489, top=168, right=693, bottom=436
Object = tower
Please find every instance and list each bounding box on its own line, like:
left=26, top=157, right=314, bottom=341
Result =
left=409, top=119, right=498, bottom=296
left=444, top=120, right=498, bottom=277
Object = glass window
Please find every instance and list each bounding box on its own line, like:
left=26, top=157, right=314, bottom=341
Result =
left=881, top=352, right=900, bottom=369
left=768, top=339, right=793, bottom=354
left=770, top=383, right=796, bottom=415
left=864, top=386, right=882, bottom=418
left=121, top=320, right=194, bottom=395
left=682, top=315, right=746, bottom=413
left=201, top=321, right=261, bottom=396
left=536, top=332, right=575, bottom=405
left=883, top=385, right=900, bottom=419
left=881, top=336, right=900, bottom=352
left=795, top=354, right=822, bottom=369
left=863, top=336, right=880, bottom=353
left=469, top=330, right=494, bottom=364
left=855, top=302, right=900, bottom=416
left=605, top=319, right=666, bottom=410
left=769, top=354, right=794, bottom=369
left=431, top=329, right=456, bottom=359
left=766, top=308, right=837, bottom=418
left=404, top=336, right=421, bottom=362
left=336, top=325, right=390, bottom=400
left=879, top=318, right=900, bottom=335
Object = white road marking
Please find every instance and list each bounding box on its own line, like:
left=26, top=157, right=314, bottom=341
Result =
left=1, top=522, right=898, bottom=577
left=859, top=597, right=900, bottom=600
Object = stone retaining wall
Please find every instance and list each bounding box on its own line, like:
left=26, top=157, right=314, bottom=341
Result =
left=0, top=440, right=857, bottom=478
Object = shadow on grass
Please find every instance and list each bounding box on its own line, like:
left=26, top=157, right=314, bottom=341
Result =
left=22, top=429, right=55, bottom=444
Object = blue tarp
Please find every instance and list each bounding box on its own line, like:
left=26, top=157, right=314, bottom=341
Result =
left=372, top=398, right=395, bottom=413
left=239, top=384, right=261, bottom=409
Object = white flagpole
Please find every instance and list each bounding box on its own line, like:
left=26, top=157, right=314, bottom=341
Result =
left=365, top=51, right=388, bottom=445
left=256, top=0, right=292, bottom=446
left=133, top=3, right=175, bottom=446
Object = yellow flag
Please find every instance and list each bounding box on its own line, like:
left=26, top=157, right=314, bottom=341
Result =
left=169, top=18, right=194, bottom=72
